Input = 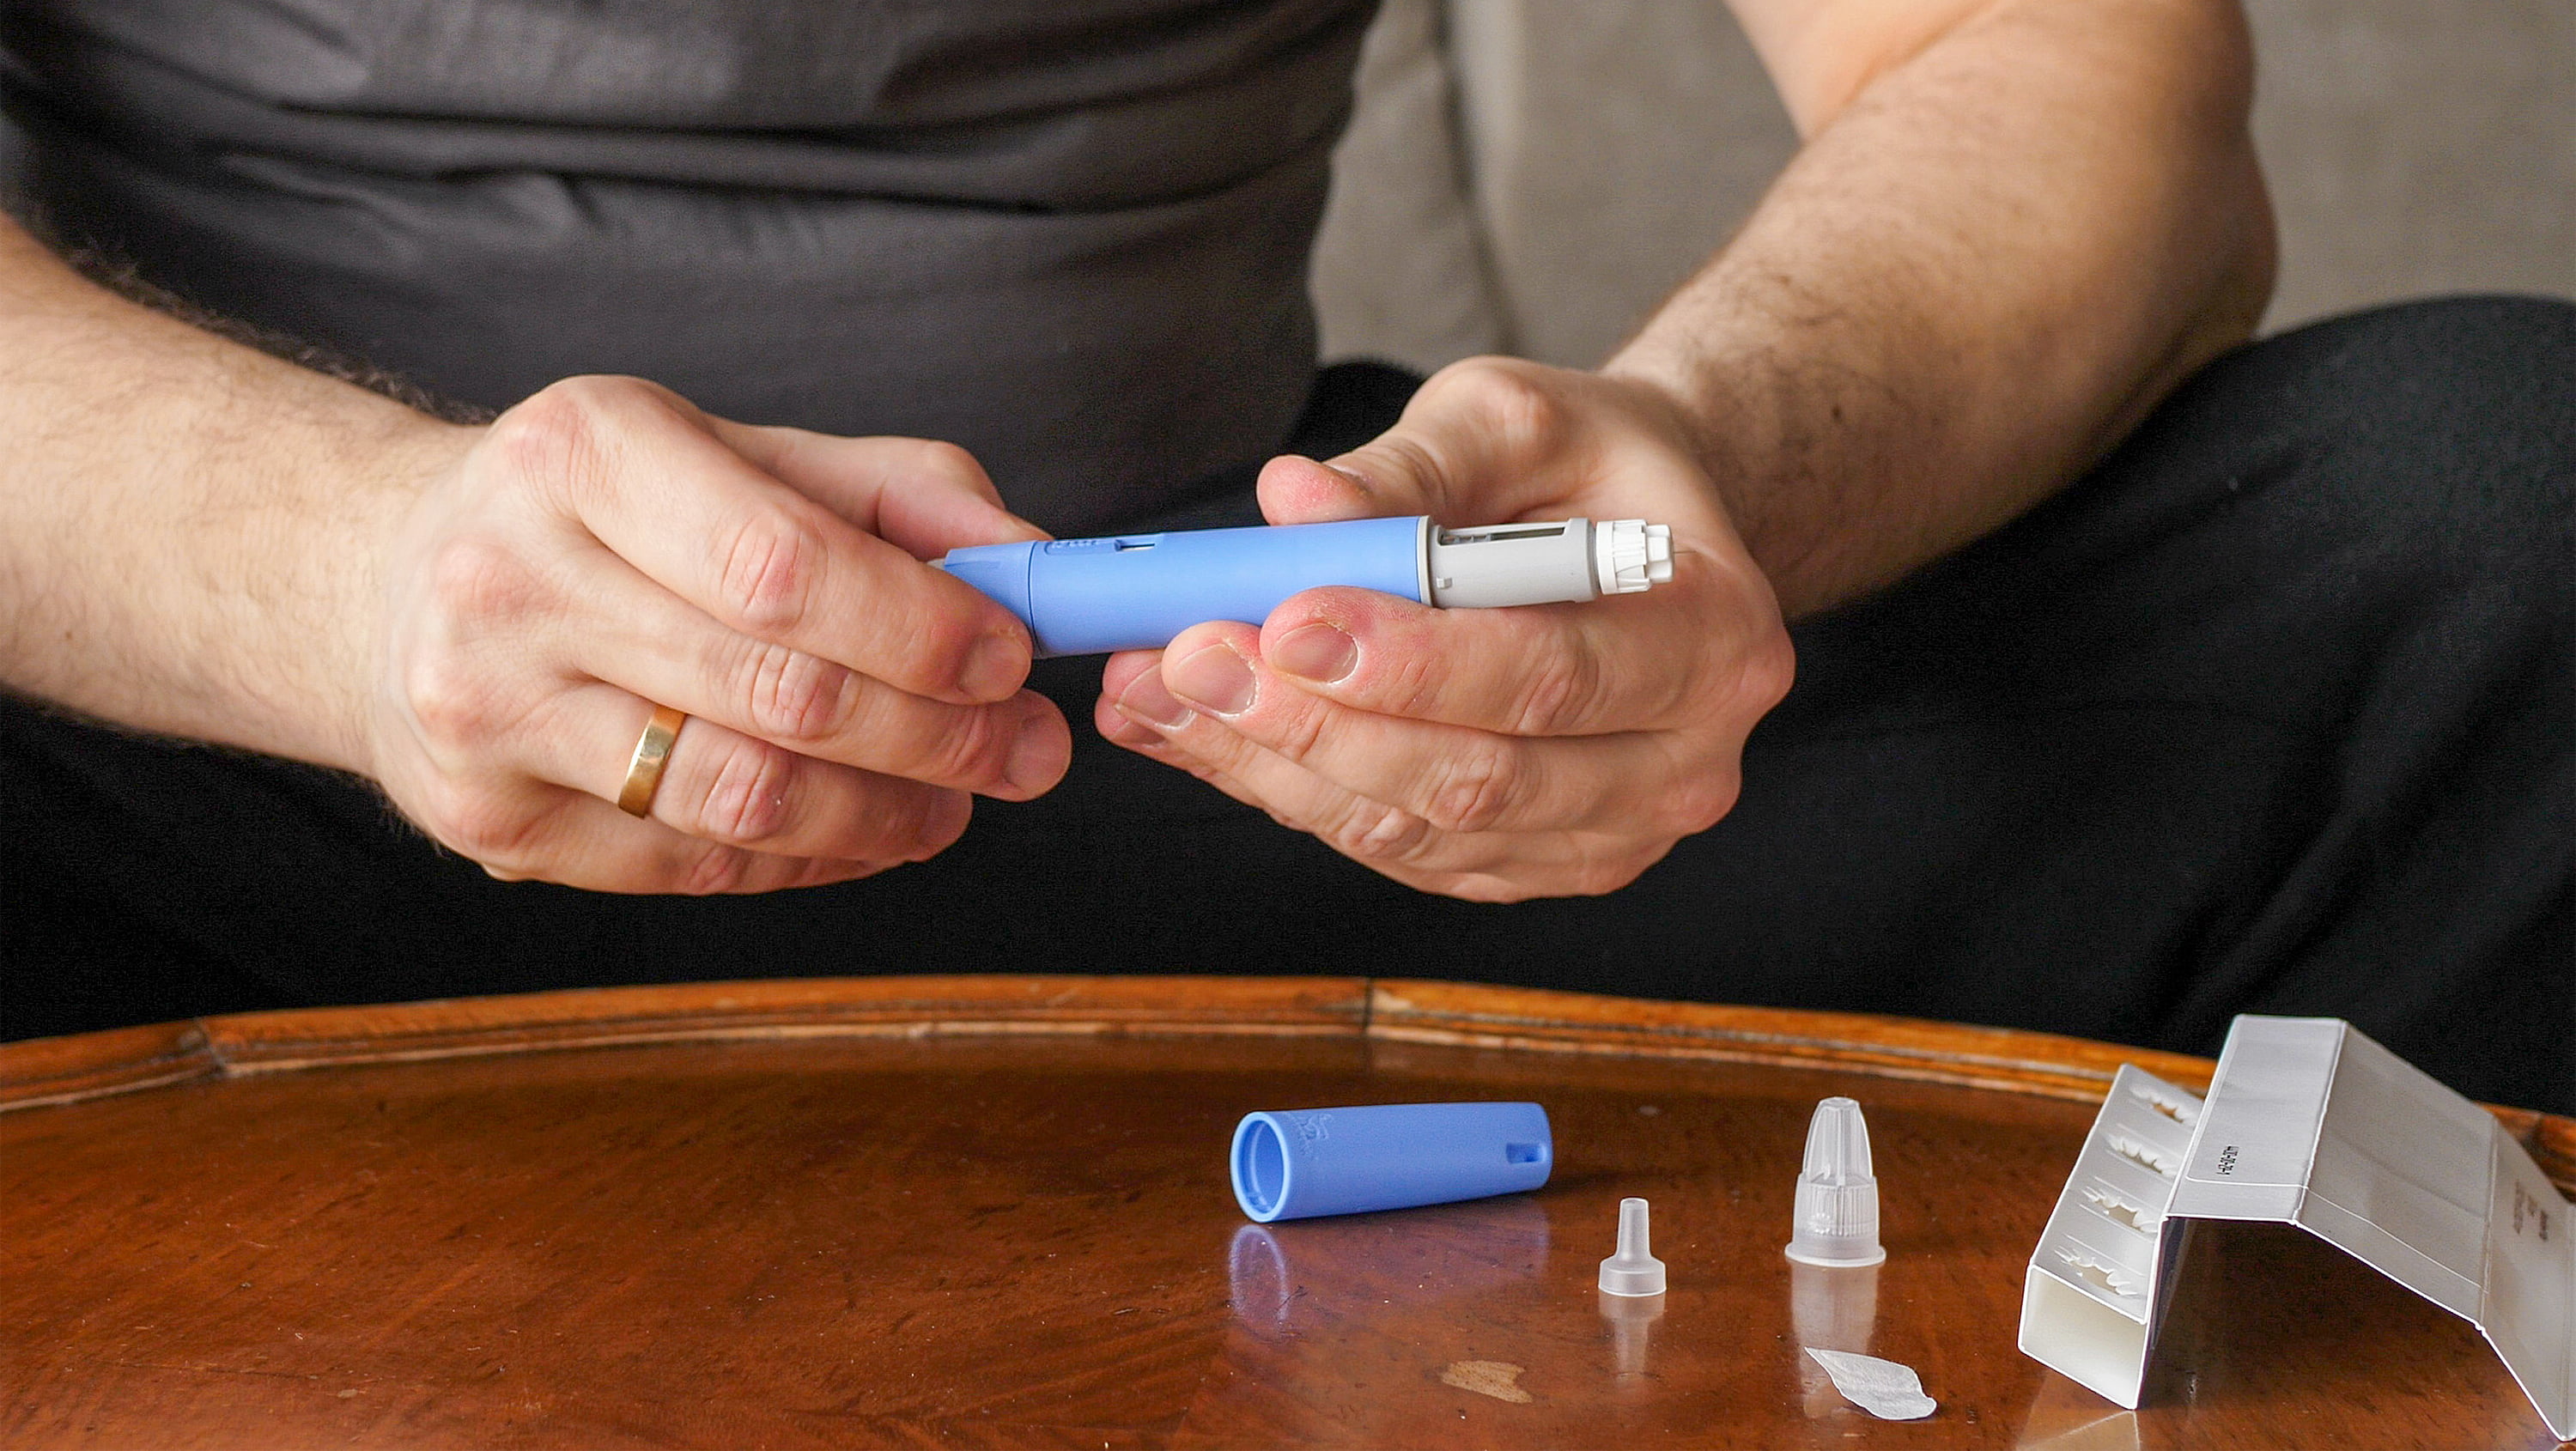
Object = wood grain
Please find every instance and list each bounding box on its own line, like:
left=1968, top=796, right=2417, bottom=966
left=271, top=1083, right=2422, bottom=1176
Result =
left=2, top=978, right=2567, bottom=1448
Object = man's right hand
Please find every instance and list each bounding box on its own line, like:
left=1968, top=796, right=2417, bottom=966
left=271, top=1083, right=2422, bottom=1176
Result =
left=366, top=376, right=1069, bottom=894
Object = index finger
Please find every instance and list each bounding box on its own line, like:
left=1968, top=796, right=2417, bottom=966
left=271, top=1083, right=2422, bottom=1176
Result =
left=1257, top=560, right=1787, bottom=738
left=703, top=421, right=1050, bottom=562
left=497, top=378, right=1033, bottom=704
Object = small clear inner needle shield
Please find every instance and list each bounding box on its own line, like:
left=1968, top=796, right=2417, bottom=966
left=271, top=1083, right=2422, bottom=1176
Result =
left=1786, top=1096, right=1886, bottom=1267
left=1599, top=1197, right=1667, bottom=1296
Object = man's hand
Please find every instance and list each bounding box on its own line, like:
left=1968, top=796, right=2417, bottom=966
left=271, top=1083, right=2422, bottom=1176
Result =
left=1091, top=0, right=2273, bottom=904
left=1097, top=359, right=1793, bottom=902
left=368, top=376, right=1070, bottom=894
left=0, top=225, right=1066, bottom=895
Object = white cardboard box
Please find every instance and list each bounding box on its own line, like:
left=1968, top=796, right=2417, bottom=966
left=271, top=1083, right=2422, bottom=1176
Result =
left=2019, top=1015, right=2573, bottom=1441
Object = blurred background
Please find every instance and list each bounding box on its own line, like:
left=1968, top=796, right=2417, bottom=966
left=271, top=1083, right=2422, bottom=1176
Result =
left=1315, top=0, right=2576, bottom=372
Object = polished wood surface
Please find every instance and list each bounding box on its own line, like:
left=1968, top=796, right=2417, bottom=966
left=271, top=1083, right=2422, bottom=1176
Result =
left=3, top=978, right=2567, bottom=1448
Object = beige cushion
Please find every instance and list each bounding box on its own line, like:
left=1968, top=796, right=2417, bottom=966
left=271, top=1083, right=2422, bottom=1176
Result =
left=1309, top=0, right=1511, bottom=373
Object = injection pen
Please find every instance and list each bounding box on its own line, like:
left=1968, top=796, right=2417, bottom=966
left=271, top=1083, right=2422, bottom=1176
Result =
left=935, top=515, right=1673, bottom=659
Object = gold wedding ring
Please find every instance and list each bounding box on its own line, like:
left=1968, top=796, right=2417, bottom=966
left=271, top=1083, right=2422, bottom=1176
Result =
left=617, top=703, right=688, bottom=817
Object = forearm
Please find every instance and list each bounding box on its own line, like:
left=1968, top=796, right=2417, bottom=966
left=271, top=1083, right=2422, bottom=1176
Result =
left=0, top=217, right=461, bottom=772
left=1611, top=0, right=2275, bottom=616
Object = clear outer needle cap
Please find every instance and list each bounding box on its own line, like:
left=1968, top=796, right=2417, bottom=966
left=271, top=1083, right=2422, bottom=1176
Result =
left=1599, top=1197, right=1668, bottom=1296
left=1785, top=1096, right=1886, bottom=1267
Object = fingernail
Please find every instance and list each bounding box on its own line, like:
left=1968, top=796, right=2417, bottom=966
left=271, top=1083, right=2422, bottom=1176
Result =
left=1003, top=712, right=1068, bottom=796
left=1273, top=622, right=1357, bottom=683
left=1167, top=644, right=1256, bottom=716
left=1116, top=668, right=1194, bottom=731
left=961, top=634, right=1025, bottom=701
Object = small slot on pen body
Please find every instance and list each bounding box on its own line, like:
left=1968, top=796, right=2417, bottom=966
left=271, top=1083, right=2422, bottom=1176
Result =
left=1437, top=525, right=1566, bottom=545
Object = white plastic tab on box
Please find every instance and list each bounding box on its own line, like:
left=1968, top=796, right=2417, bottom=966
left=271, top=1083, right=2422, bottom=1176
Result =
left=2019, top=1016, right=2574, bottom=1442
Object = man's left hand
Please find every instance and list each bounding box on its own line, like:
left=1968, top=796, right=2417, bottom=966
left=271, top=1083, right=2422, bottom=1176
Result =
left=1097, top=357, right=1795, bottom=902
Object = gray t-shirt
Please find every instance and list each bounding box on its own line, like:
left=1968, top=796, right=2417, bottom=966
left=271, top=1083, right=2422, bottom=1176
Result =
left=1, top=0, right=1376, bottom=533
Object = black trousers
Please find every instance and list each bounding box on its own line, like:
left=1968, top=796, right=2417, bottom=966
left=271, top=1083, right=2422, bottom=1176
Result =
left=7, top=297, right=2572, bottom=1110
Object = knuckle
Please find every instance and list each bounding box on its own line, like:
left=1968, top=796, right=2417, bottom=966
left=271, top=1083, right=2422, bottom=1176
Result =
left=917, top=704, right=1007, bottom=785
left=400, top=639, right=515, bottom=749
left=717, top=507, right=828, bottom=636
left=688, top=737, right=800, bottom=846
left=1740, top=626, right=1797, bottom=713
left=1364, top=434, right=1452, bottom=510
left=1327, top=798, right=1438, bottom=865
left=915, top=790, right=972, bottom=854
left=422, top=533, right=545, bottom=631
left=895, top=610, right=993, bottom=697
left=486, top=378, right=623, bottom=499
left=682, top=842, right=755, bottom=895
left=1656, top=766, right=1741, bottom=836
left=1449, top=876, right=1536, bottom=905
left=914, top=439, right=987, bottom=491
left=1260, top=696, right=1333, bottom=768
left=870, top=786, right=968, bottom=862
left=1421, top=739, right=1520, bottom=835
left=795, top=858, right=879, bottom=889
left=735, top=639, right=856, bottom=744
left=1377, top=642, right=1448, bottom=719
left=1426, top=359, right=1570, bottom=455
left=1510, top=648, right=1600, bottom=737
left=423, top=779, right=544, bottom=865
left=1570, top=855, right=1648, bottom=898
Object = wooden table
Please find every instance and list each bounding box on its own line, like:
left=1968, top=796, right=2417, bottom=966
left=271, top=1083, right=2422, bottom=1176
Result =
left=4, top=977, right=2569, bottom=1448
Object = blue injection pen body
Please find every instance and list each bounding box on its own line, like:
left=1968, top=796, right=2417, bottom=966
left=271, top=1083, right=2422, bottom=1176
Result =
left=939, top=516, right=1428, bottom=658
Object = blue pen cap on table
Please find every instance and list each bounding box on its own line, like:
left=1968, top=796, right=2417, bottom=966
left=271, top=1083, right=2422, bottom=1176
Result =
left=1229, top=1102, right=1553, bottom=1222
